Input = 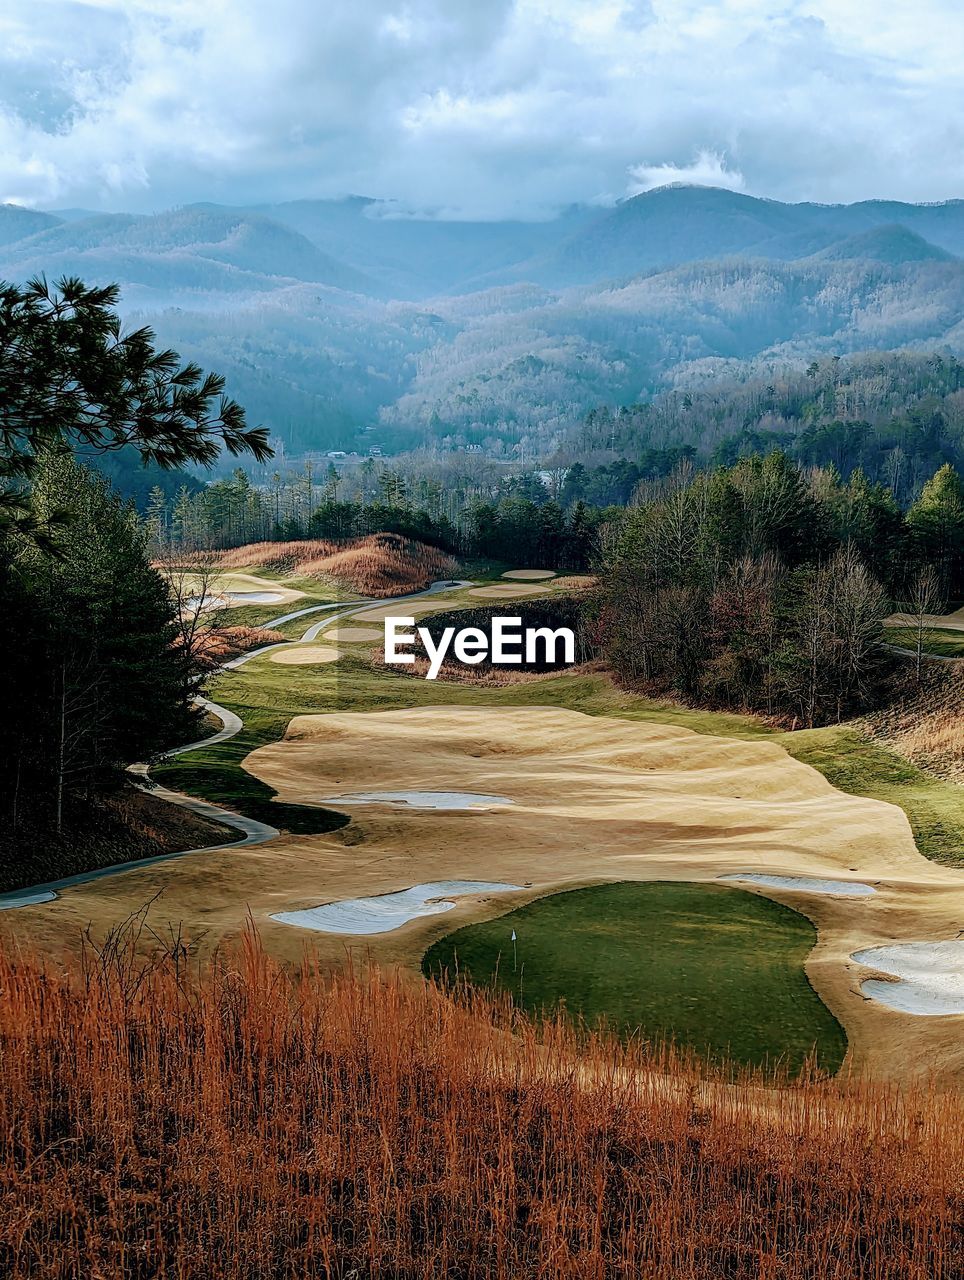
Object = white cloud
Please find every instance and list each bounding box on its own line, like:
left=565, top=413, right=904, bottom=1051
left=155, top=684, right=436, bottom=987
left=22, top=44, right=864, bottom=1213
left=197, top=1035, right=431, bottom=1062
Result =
left=0, top=1, right=962, bottom=214
left=627, top=151, right=746, bottom=196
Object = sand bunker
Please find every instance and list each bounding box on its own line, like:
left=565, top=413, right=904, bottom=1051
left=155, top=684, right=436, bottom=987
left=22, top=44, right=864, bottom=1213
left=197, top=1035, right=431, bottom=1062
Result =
left=353, top=601, right=448, bottom=622
left=502, top=569, right=556, bottom=580
left=186, top=589, right=288, bottom=611
left=468, top=584, right=550, bottom=600
left=272, top=881, right=522, bottom=935
left=852, top=942, right=964, bottom=1016
left=318, top=790, right=513, bottom=810
left=720, top=874, right=877, bottom=897
left=268, top=645, right=340, bottom=665
left=324, top=626, right=384, bottom=643
left=226, top=590, right=286, bottom=604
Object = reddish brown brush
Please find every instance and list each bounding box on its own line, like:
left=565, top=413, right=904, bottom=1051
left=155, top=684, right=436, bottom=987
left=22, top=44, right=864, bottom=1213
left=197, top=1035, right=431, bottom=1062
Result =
left=0, top=928, right=959, bottom=1280
left=192, top=624, right=287, bottom=668
left=214, top=533, right=459, bottom=597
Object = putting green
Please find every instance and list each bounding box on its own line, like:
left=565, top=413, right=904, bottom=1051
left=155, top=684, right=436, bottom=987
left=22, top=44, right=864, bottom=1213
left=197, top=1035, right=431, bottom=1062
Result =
left=423, top=881, right=846, bottom=1075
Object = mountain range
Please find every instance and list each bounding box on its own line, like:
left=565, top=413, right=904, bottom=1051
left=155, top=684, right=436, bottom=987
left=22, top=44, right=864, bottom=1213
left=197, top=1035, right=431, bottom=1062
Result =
left=2, top=185, right=964, bottom=458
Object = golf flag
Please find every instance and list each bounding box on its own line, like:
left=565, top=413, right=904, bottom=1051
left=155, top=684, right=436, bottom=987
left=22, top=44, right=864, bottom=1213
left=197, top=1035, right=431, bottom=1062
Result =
left=511, top=930, right=517, bottom=941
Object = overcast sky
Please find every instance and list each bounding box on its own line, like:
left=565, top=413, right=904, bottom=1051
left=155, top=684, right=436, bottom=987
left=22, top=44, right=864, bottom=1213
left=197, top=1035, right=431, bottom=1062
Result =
left=2, top=0, right=963, bottom=217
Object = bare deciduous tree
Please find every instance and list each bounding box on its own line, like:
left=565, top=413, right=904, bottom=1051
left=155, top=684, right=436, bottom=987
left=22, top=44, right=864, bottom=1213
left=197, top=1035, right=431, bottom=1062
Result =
left=895, top=565, right=945, bottom=681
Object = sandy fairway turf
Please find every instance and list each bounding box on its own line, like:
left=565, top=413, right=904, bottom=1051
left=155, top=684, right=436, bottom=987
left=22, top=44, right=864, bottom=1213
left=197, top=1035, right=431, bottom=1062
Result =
left=6, top=704, right=961, bottom=1083
left=268, top=645, right=341, bottom=665
left=167, top=570, right=306, bottom=609
left=886, top=605, right=964, bottom=633
left=467, top=583, right=552, bottom=599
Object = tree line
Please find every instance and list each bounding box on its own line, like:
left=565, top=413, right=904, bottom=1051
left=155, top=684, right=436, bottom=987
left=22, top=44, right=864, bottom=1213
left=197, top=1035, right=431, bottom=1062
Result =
left=570, top=351, right=964, bottom=505
left=144, top=463, right=614, bottom=570
left=595, top=452, right=963, bottom=727
left=0, top=277, right=267, bottom=849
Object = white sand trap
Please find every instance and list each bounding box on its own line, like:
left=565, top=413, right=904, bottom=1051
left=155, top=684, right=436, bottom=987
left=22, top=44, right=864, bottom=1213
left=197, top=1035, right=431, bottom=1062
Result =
left=502, top=569, right=557, bottom=580
left=272, top=880, right=522, bottom=935
left=269, top=645, right=341, bottom=665
left=853, top=942, right=964, bottom=1016
left=720, top=873, right=876, bottom=897
left=320, top=790, right=513, bottom=810
left=324, top=626, right=384, bottom=643
left=225, top=590, right=285, bottom=604
left=186, top=589, right=287, bottom=611
left=0, top=888, right=57, bottom=910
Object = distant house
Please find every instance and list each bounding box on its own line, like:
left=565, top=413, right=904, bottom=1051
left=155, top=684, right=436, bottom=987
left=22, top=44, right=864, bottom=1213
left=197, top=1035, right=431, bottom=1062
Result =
left=326, top=450, right=347, bottom=460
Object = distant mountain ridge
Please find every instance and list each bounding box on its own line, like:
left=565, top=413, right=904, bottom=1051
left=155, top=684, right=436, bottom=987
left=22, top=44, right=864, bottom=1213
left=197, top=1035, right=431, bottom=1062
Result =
left=2, top=185, right=963, bottom=459
left=3, top=186, right=963, bottom=301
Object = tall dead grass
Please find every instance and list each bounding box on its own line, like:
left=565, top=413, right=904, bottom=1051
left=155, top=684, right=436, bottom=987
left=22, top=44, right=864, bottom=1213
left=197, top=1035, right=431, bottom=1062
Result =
left=193, top=624, right=287, bottom=668
left=0, top=926, right=959, bottom=1279
left=215, top=533, right=459, bottom=597
left=864, top=663, right=964, bottom=780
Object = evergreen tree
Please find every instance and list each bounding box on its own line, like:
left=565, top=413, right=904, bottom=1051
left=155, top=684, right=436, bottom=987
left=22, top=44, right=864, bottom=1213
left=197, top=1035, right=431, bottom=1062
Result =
left=0, top=455, right=200, bottom=837
left=0, top=276, right=270, bottom=541
left=906, top=463, right=964, bottom=596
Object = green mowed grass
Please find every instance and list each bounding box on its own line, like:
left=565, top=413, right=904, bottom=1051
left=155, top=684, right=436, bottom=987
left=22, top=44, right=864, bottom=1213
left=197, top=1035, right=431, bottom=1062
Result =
left=423, top=882, right=847, bottom=1075
left=787, top=725, right=964, bottom=868
left=885, top=626, right=964, bottom=658
left=155, top=698, right=349, bottom=835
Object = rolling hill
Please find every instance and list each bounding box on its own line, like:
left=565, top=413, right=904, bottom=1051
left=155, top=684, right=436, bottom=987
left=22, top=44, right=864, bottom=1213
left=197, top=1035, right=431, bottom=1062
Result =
left=1, top=185, right=963, bottom=457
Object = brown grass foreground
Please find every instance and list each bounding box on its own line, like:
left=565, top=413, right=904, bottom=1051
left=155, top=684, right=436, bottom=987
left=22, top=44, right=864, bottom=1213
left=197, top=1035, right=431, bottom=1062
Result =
left=0, top=929, right=960, bottom=1280
left=214, top=533, right=459, bottom=597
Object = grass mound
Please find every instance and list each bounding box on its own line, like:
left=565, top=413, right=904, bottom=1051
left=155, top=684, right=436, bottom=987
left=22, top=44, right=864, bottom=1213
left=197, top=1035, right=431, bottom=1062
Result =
left=214, top=533, right=458, bottom=597
left=424, top=881, right=847, bottom=1074
left=0, top=930, right=957, bottom=1279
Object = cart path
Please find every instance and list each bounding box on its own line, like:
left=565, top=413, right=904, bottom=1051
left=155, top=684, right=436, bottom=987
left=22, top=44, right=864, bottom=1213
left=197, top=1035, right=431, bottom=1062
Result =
left=0, top=580, right=472, bottom=909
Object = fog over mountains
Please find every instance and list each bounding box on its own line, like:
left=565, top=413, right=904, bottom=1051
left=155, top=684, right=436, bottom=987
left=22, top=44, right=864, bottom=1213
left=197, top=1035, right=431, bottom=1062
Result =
left=3, top=184, right=964, bottom=460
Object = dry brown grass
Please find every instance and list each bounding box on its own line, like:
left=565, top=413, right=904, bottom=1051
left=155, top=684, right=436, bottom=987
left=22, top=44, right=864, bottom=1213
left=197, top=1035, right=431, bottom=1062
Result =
left=0, top=788, right=235, bottom=894
left=864, top=665, right=964, bottom=780
left=193, top=624, right=287, bottom=668
left=0, top=927, right=959, bottom=1280
left=214, top=534, right=459, bottom=597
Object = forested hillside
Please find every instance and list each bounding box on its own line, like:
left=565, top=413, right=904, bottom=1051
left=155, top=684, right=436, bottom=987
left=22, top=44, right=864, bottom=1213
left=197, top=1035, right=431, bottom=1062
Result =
left=566, top=352, right=964, bottom=503
left=3, top=188, right=964, bottom=460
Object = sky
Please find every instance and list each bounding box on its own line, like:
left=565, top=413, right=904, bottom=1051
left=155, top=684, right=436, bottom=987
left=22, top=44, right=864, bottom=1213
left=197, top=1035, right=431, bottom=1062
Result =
left=2, top=0, right=963, bottom=217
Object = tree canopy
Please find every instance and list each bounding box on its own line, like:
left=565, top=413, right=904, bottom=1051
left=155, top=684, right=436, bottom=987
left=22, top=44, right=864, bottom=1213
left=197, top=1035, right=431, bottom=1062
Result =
left=0, top=275, right=271, bottom=540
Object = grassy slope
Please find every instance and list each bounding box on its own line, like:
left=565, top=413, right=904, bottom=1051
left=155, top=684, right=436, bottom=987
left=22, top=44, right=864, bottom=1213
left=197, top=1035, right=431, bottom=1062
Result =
left=424, top=882, right=847, bottom=1074
left=786, top=726, right=964, bottom=867
left=885, top=626, right=964, bottom=658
